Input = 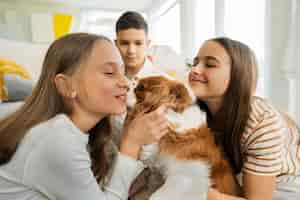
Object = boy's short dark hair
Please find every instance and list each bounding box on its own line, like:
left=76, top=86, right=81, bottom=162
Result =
left=116, top=11, right=148, bottom=34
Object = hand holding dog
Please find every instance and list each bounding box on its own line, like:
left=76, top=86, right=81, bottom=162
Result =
left=120, top=105, right=170, bottom=159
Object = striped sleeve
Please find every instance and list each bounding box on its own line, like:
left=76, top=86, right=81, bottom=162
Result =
left=242, top=111, right=286, bottom=176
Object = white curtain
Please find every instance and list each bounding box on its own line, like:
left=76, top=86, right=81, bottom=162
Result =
left=265, top=0, right=300, bottom=123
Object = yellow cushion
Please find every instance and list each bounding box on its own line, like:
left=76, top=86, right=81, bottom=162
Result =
left=0, top=57, right=32, bottom=101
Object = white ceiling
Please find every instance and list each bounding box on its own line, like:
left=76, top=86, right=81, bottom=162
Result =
left=16, top=0, right=168, bottom=12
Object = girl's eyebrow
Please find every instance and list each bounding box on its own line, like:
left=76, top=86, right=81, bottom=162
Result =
left=193, top=56, right=220, bottom=64
left=101, top=62, right=124, bottom=72
left=205, top=56, right=220, bottom=64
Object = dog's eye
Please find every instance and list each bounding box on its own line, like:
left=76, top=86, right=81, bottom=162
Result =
left=171, top=92, right=181, bottom=100
left=136, top=84, right=145, bottom=91
left=175, top=93, right=181, bottom=99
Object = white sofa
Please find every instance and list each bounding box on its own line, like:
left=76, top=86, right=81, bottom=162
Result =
left=0, top=102, right=23, bottom=120
left=0, top=39, right=49, bottom=119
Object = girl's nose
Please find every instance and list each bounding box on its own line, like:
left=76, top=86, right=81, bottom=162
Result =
left=190, top=62, right=204, bottom=75
left=118, top=75, right=130, bottom=91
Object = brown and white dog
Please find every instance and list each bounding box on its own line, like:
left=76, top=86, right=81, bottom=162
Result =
left=127, top=76, right=242, bottom=200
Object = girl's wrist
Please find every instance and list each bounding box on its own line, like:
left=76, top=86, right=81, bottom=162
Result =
left=120, top=139, right=141, bottom=159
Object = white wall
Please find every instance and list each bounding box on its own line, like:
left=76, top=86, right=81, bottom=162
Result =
left=0, top=0, right=81, bottom=43
left=0, top=38, right=49, bottom=81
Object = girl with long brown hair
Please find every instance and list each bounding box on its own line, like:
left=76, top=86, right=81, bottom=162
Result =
left=189, top=37, right=300, bottom=200
left=0, top=33, right=169, bottom=200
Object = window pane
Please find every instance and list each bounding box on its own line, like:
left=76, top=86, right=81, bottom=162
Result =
left=80, top=10, right=146, bottom=40
left=150, top=3, right=181, bottom=54
left=195, top=0, right=215, bottom=49
left=224, top=0, right=266, bottom=96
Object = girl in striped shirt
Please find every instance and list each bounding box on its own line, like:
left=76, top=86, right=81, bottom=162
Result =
left=189, top=37, right=300, bottom=200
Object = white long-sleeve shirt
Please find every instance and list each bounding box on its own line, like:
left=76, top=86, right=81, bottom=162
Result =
left=0, top=114, right=144, bottom=200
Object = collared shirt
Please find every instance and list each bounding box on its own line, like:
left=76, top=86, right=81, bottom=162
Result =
left=129, top=58, right=163, bottom=80
left=126, top=58, right=169, bottom=108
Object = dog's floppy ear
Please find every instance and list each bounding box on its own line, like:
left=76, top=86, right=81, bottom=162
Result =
left=169, top=82, right=189, bottom=100
left=169, top=82, right=193, bottom=113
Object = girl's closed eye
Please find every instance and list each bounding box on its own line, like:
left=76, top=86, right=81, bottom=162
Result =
left=192, top=58, right=199, bottom=67
left=102, top=64, right=115, bottom=76
left=205, top=58, right=219, bottom=68
left=104, top=71, right=115, bottom=76
left=206, top=62, right=217, bottom=68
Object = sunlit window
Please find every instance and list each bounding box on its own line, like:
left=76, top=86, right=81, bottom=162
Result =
left=79, top=10, right=120, bottom=40
left=150, top=2, right=181, bottom=54
left=224, top=0, right=266, bottom=96
left=79, top=10, right=146, bottom=40
left=194, top=0, right=215, bottom=50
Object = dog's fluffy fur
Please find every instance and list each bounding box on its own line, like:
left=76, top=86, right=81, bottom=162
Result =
left=127, top=76, right=242, bottom=199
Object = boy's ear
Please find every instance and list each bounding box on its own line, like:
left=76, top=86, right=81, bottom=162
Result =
left=146, top=39, right=151, bottom=48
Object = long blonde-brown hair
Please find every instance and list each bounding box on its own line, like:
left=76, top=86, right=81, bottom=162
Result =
left=197, top=37, right=258, bottom=173
left=0, top=33, right=112, bottom=182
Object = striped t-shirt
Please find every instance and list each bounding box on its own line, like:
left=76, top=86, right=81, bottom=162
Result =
left=241, top=97, right=300, bottom=191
